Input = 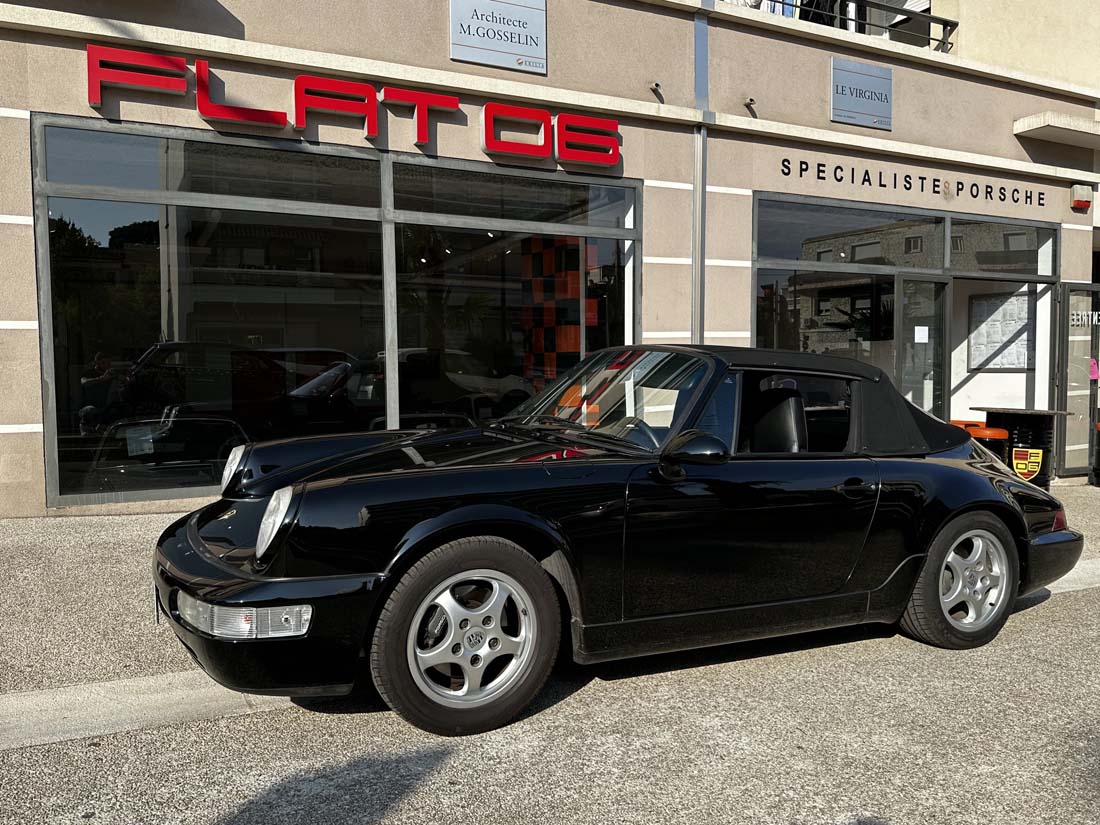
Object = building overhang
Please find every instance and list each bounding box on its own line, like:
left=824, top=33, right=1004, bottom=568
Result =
left=1014, top=111, right=1100, bottom=150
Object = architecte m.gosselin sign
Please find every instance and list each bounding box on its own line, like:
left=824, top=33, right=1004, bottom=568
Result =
left=451, top=0, right=547, bottom=75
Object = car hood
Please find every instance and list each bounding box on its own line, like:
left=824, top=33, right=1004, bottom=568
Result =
left=236, top=425, right=636, bottom=496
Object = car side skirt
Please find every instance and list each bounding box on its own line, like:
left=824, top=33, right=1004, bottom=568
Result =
left=572, top=591, right=869, bottom=665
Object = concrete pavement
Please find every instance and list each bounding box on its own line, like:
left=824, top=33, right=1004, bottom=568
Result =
left=1, top=587, right=1098, bottom=824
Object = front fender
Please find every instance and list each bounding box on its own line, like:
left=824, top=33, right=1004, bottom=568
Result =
left=387, top=503, right=585, bottom=625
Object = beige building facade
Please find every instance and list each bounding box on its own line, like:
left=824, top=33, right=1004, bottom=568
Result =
left=0, top=0, right=1098, bottom=517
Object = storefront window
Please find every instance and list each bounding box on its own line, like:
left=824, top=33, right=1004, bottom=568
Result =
left=393, top=164, right=633, bottom=228
left=754, top=197, right=1058, bottom=423
left=756, top=200, right=944, bottom=269
left=757, top=269, right=896, bottom=375
left=44, top=126, right=381, bottom=207
left=37, top=121, right=636, bottom=502
left=948, top=219, right=1055, bottom=277
left=46, top=197, right=383, bottom=495
left=395, top=226, right=626, bottom=422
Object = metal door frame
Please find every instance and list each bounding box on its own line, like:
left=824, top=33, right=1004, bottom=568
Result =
left=894, top=272, right=951, bottom=421
left=1056, top=282, right=1100, bottom=476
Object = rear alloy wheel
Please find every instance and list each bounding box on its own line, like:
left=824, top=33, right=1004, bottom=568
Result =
left=370, top=537, right=560, bottom=735
left=901, top=512, right=1019, bottom=649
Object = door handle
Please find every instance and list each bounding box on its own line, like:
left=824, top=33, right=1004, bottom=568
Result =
left=837, top=478, right=878, bottom=496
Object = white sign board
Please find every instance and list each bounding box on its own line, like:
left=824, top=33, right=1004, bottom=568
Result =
left=831, top=57, right=892, bottom=131
left=450, top=0, right=547, bottom=75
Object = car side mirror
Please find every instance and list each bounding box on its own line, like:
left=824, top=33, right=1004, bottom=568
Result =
left=660, top=430, right=730, bottom=478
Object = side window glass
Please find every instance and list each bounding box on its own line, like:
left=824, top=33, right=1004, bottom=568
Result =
left=695, top=373, right=737, bottom=452
left=738, top=371, right=853, bottom=454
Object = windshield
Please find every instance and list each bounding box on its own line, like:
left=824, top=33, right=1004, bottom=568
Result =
left=289, top=362, right=351, bottom=398
left=503, top=349, right=709, bottom=451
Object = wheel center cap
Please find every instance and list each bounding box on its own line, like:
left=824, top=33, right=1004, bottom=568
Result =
left=465, top=629, right=485, bottom=649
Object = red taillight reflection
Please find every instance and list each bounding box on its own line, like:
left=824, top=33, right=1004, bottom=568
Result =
left=1052, top=509, right=1068, bottom=532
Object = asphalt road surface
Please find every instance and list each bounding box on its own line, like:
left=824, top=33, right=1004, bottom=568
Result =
left=2, top=482, right=1099, bottom=825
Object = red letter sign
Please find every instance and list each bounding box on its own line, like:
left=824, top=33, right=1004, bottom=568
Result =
left=381, top=87, right=460, bottom=145
left=195, top=60, right=287, bottom=127
left=481, top=102, right=552, bottom=159
left=293, top=75, right=378, bottom=137
left=554, top=113, right=620, bottom=167
left=87, top=44, right=187, bottom=108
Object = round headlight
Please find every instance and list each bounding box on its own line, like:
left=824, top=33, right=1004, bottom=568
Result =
left=256, top=485, right=295, bottom=560
left=220, top=444, right=248, bottom=494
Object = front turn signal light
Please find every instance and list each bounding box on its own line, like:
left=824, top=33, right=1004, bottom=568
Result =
left=177, top=591, right=313, bottom=639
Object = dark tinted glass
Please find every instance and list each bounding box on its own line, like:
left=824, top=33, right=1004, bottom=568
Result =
left=756, top=268, right=895, bottom=373
left=757, top=200, right=943, bottom=268
left=44, top=127, right=380, bottom=207
left=948, top=219, right=1055, bottom=276
left=395, top=225, right=626, bottom=423
left=393, top=164, right=633, bottom=228
left=47, top=197, right=383, bottom=495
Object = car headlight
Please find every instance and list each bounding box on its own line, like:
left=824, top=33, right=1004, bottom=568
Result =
left=255, top=485, right=295, bottom=561
left=220, top=444, right=247, bottom=493
left=176, top=590, right=312, bottom=639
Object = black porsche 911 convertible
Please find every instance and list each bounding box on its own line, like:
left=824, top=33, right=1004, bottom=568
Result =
left=154, top=346, right=1084, bottom=735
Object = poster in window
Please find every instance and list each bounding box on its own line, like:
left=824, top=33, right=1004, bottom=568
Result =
left=968, top=292, right=1034, bottom=371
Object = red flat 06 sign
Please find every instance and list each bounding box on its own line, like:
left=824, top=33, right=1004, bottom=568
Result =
left=87, top=44, right=621, bottom=168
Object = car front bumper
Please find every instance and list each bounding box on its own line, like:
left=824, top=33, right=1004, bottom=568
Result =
left=1020, top=528, right=1085, bottom=596
left=154, top=513, right=385, bottom=697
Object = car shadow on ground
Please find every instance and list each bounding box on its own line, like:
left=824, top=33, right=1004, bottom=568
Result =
left=295, top=593, right=1057, bottom=724
left=214, top=745, right=452, bottom=825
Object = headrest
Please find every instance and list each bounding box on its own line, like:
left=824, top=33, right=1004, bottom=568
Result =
left=752, top=388, right=808, bottom=453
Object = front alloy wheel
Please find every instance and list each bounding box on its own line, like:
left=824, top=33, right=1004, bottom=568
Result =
left=370, top=536, right=560, bottom=735
left=407, top=570, right=537, bottom=708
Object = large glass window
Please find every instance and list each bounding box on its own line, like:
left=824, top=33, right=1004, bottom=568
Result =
left=757, top=269, right=896, bottom=376
left=948, top=219, right=1055, bottom=277
left=756, top=200, right=943, bottom=268
left=754, top=197, right=1058, bottom=422
left=394, top=226, right=627, bottom=422
left=38, top=123, right=636, bottom=502
left=44, top=126, right=381, bottom=207
left=393, top=164, right=633, bottom=228
left=47, top=197, right=383, bottom=495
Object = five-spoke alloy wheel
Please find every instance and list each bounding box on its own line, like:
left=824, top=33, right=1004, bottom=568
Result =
left=902, top=512, right=1019, bottom=649
left=370, top=536, right=560, bottom=735
left=407, top=570, right=537, bottom=708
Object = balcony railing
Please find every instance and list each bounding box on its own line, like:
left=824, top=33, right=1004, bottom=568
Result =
left=728, top=0, right=958, bottom=53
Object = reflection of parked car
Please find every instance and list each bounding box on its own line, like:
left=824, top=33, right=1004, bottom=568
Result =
left=388, top=348, right=533, bottom=407
left=85, top=415, right=248, bottom=493
left=155, top=345, right=1084, bottom=735
left=253, top=347, right=354, bottom=391
left=281, top=357, right=495, bottom=432
left=120, top=342, right=286, bottom=422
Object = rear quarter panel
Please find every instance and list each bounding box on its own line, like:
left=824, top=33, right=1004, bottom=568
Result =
left=852, top=445, right=1043, bottom=617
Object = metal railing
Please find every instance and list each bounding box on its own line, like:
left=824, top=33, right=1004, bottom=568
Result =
left=734, top=0, right=958, bottom=53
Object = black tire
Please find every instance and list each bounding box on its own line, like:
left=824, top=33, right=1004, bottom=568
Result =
left=369, top=536, right=560, bottom=735
left=900, top=511, right=1020, bottom=650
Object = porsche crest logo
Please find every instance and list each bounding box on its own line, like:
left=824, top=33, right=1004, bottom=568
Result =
left=1011, top=448, right=1044, bottom=481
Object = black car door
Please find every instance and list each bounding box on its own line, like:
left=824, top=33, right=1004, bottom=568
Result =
left=623, top=369, right=879, bottom=618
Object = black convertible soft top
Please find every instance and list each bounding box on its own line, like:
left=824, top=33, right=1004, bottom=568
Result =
left=666, top=345, right=970, bottom=458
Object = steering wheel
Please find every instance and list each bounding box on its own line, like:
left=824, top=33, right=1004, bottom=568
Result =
left=602, top=416, right=661, bottom=450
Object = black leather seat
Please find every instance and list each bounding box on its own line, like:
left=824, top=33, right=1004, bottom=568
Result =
left=750, top=388, right=808, bottom=453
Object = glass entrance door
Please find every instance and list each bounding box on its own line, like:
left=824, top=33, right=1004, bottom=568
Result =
left=1061, top=286, right=1100, bottom=475
left=897, top=277, right=947, bottom=420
